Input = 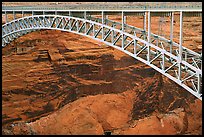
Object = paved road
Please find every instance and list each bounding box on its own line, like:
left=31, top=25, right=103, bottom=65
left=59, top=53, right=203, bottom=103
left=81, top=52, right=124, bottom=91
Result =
left=2, top=3, right=202, bottom=11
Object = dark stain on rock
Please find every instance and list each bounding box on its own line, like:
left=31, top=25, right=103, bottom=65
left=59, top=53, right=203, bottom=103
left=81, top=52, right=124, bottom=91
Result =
left=116, top=56, right=137, bottom=68
left=8, top=89, right=43, bottom=96
left=23, top=102, right=54, bottom=119
left=2, top=117, right=22, bottom=125
left=58, top=90, right=78, bottom=108
left=64, top=56, right=76, bottom=61
left=33, top=50, right=51, bottom=62
left=131, top=67, right=156, bottom=78
left=77, top=55, right=98, bottom=60
left=169, top=98, right=187, bottom=111
left=58, top=47, right=74, bottom=54
left=132, top=74, right=162, bottom=120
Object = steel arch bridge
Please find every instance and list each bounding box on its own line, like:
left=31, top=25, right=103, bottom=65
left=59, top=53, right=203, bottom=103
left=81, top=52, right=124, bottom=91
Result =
left=2, top=4, right=202, bottom=100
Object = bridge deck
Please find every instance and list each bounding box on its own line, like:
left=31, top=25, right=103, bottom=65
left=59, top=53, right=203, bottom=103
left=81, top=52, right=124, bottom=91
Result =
left=2, top=4, right=202, bottom=12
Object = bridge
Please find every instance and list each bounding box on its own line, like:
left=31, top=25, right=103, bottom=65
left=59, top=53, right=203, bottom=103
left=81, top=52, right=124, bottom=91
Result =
left=2, top=4, right=202, bottom=100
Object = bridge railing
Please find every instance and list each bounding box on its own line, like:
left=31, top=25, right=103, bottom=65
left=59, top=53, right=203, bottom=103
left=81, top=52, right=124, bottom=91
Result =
left=2, top=4, right=202, bottom=11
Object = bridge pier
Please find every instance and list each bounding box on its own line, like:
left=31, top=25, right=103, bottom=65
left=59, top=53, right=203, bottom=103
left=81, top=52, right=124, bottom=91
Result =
left=112, top=23, right=116, bottom=43
left=197, top=73, right=201, bottom=94
left=22, top=11, right=24, bottom=18
left=122, top=11, right=124, bottom=49
left=147, top=11, right=151, bottom=62
left=84, top=11, right=87, bottom=33
left=134, top=39, right=137, bottom=55
left=13, top=11, right=16, bottom=20
left=84, top=11, right=87, bottom=19
left=143, top=12, right=146, bottom=31
left=169, top=12, right=174, bottom=61
left=5, top=11, right=8, bottom=23
left=102, top=11, right=105, bottom=40
left=178, top=11, right=183, bottom=80
left=124, top=15, right=126, bottom=24
left=179, top=11, right=183, bottom=60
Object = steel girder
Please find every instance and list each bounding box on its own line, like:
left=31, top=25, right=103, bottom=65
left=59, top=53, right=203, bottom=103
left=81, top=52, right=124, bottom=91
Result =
left=86, top=16, right=202, bottom=83
left=2, top=15, right=202, bottom=100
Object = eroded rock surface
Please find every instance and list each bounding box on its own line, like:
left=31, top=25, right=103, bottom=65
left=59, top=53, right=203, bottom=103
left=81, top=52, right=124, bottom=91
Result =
left=2, top=30, right=202, bottom=135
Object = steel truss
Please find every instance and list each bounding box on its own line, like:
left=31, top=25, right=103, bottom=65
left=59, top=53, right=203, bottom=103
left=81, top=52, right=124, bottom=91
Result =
left=2, top=14, right=202, bottom=100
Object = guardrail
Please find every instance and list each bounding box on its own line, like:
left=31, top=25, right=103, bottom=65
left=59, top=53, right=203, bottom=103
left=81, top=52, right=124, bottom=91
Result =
left=2, top=5, right=202, bottom=11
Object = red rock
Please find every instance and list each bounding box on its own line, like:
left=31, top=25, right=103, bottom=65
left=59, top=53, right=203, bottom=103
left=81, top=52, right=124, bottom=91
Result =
left=117, top=108, right=187, bottom=135
left=27, top=90, right=136, bottom=135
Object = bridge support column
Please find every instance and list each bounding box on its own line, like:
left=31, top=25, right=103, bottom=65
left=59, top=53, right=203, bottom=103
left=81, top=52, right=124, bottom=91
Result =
left=106, top=15, right=109, bottom=25
left=169, top=12, right=174, bottom=63
left=84, top=11, right=87, bottom=33
left=122, top=11, right=124, bottom=49
left=102, top=11, right=104, bottom=40
left=143, top=12, right=147, bottom=47
left=22, top=11, right=24, bottom=18
left=55, top=11, right=59, bottom=27
left=197, top=73, right=201, bottom=94
left=134, top=39, right=137, bottom=55
left=178, top=11, right=183, bottom=80
left=76, top=19, right=79, bottom=32
left=143, top=12, right=146, bottom=31
left=5, top=11, right=8, bottom=23
left=124, top=15, right=126, bottom=24
left=147, top=11, right=151, bottom=62
left=84, top=11, right=87, bottom=19
left=112, top=24, right=115, bottom=43
left=170, top=12, right=174, bottom=56
left=13, top=11, right=16, bottom=20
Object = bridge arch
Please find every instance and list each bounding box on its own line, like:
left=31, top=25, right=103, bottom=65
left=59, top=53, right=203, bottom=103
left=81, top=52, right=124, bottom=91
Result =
left=2, top=14, right=202, bottom=100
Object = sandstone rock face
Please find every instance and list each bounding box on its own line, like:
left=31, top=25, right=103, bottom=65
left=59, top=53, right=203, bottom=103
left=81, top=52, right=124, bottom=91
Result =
left=185, top=99, right=202, bottom=135
left=2, top=122, right=35, bottom=135
left=115, top=108, right=187, bottom=135
left=28, top=90, right=135, bottom=135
